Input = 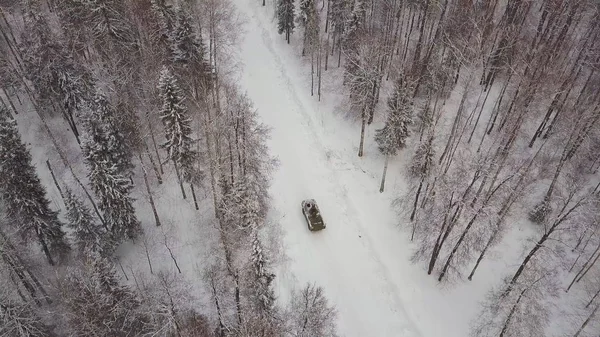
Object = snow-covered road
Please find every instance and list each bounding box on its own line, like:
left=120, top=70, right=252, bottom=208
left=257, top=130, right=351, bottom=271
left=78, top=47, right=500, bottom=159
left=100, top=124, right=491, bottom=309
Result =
left=236, top=2, right=422, bottom=336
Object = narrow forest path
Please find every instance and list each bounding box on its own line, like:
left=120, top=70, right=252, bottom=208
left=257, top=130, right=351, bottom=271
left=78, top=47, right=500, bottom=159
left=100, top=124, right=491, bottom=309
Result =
left=235, top=1, right=423, bottom=336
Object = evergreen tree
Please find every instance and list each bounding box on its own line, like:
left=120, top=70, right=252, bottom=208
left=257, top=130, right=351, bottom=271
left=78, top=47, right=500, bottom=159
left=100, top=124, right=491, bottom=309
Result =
left=249, top=229, right=276, bottom=313
left=343, top=0, right=366, bottom=49
left=277, top=0, right=295, bottom=44
left=374, top=79, right=413, bottom=192
left=83, top=96, right=141, bottom=243
left=169, top=7, right=212, bottom=93
left=329, top=0, right=352, bottom=38
left=410, top=134, right=435, bottom=179
left=375, top=78, right=413, bottom=154
left=64, top=188, right=110, bottom=257
left=158, top=66, right=198, bottom=198
left=298, top=0, right=319, bottom=56
left=92, top=95, right=134, bottom=179
left=0, top=109, right=70, bottom=266
left=20, top=5, right=91, bottom=143
left=223, top=174, right=266, bottom=230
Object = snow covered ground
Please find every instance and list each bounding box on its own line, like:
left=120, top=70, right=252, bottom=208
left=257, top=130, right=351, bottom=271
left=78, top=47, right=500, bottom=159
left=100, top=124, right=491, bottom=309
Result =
left=232, top=1, right=529, bottom=336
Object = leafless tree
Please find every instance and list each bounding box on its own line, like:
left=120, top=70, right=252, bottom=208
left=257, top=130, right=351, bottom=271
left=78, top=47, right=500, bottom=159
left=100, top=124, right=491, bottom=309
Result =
left=286, top=283, right=338, bottom=337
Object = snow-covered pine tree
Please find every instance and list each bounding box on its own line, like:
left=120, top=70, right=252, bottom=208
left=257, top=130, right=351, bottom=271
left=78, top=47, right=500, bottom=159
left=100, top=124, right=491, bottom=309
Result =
left=329, top=0, right=352, bottom=66
left=375, top=78, right=413, bottom=192
left=169, top=7, right=212, bottom=93
left=83, top=97, right=141, bottom=243
left=242, top=227, right=278, bottom=335
left=298, top=0, right=319, bottom=56
left=0, top=109, right=70, bottom=266
left=225, top=174, right=266, bottom=230
left=158, top=66, right=199, bottom=201
left=277, top=0, right=295, bottom=44
left=250, top=229, right=276, bottom=313
left=410, top=134, right=435, bottom=179
left=343, top=0, right=366, bottom=51
left=20, top=5, right=92, bottom=143
left=58, top=257, right=146, bottom=336
left=63, top=188, right=110, bottom=257
left=92, top=95, right=135, bottom=179
left=170, top=8, right=199, bottom=65
left=380, top=79, right=414, bottom=149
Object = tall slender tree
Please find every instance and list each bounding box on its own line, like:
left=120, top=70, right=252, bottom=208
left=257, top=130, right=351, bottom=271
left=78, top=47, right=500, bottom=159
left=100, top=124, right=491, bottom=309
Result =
left=63, top=188, right=109, bottom=257
left=158, top=66, right=199, bottom=201
left=375, top=78, right=413, bottom=192
left=277, top=0, right=296, bottom=44
left=83, top=95, right=141, bottom=243
left=0, top=109, right=70, bottom=266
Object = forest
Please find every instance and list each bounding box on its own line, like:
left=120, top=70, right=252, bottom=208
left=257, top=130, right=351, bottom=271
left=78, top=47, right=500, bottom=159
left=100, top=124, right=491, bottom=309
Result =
left=0, top=0, right=599, bottom=336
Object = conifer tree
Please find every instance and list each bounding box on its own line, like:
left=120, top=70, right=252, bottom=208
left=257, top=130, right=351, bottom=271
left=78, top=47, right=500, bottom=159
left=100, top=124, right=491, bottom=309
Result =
left=243, top=227, right=278, bottom=335
left=375, top=79, right=413, bottom=192
left=343, top=0, right=366, bottom=50
left=169, top=7, right=212, bottom=94
left=0, top=109, right=70, bottom=266
left=63, top=188, right=110, bottom=257
left=91, top=95, right=135, bottom=179
left=298, top=0, right=319, bottom=56
left=83, top=96, right=141, bottom=243
left=277, top=0, right=295, bottom=44
left=329, top=0, right=352, bottom=60
left=249, top=229, right=276, bottom=313
left=20, top=5, right=91, bottom=143
left=158, top=66, right=198, bottom=200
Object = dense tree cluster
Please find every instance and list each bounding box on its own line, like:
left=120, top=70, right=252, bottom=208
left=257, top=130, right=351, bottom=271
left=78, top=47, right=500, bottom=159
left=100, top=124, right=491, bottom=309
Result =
left=0, top=1, right=338, bottom=336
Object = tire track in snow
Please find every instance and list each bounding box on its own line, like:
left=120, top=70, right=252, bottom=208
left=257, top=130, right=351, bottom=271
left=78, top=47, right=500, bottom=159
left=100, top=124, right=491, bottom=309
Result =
left=238, top=1, right=422, bottom=336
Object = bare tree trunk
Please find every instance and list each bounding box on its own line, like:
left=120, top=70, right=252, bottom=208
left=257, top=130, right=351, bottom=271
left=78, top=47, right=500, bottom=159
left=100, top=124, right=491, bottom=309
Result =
left=208, top=269, right=227, bottom=337
left=499, top=287, right=528, bottom=337
left=311, top=50, right=315, bottom=96
left=139, top=155, right=161, bottom=227
left=573, top=302, right=600, bottom=337
left=148, top=117, right=164, bottom=175
left=410, top=178, right=424, bottom=223
left=358, top=106, right=367, bottom=157
left=468, top=84, right=493, bottom=143
left=379, top=155, right=389, bottom=193
left=144, top=142, right=162, bottom=184
left=116, top=259, right=129, bottom=281
left=567, top=241, right=600, bottom=292
left=586, top=285, right=600, bottom=309
left=234, top=273, right=242, bottom=328
left=173, top=160, right=187, bottom=199
left=142, top=235, right=154, bottom=274
left=163, top=236, right=182, bottom=274
left=46, top=159, right=64, bottom=200
left=428, top=193, right=456, bottom=274
left=190, top=184, right=199, bottom=210
left=318, top=40, right=323, bottom=101
left=1, top=88, right=17, bottom=114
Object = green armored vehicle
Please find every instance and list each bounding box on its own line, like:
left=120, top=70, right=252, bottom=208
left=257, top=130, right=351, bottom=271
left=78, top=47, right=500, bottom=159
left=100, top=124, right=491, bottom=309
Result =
left=301, top=199, right=326, bottom=231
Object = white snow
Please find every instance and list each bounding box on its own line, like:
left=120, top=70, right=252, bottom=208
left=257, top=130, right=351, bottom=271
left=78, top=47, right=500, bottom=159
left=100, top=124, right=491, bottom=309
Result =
left=232, top=1, right=523, bottom=336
